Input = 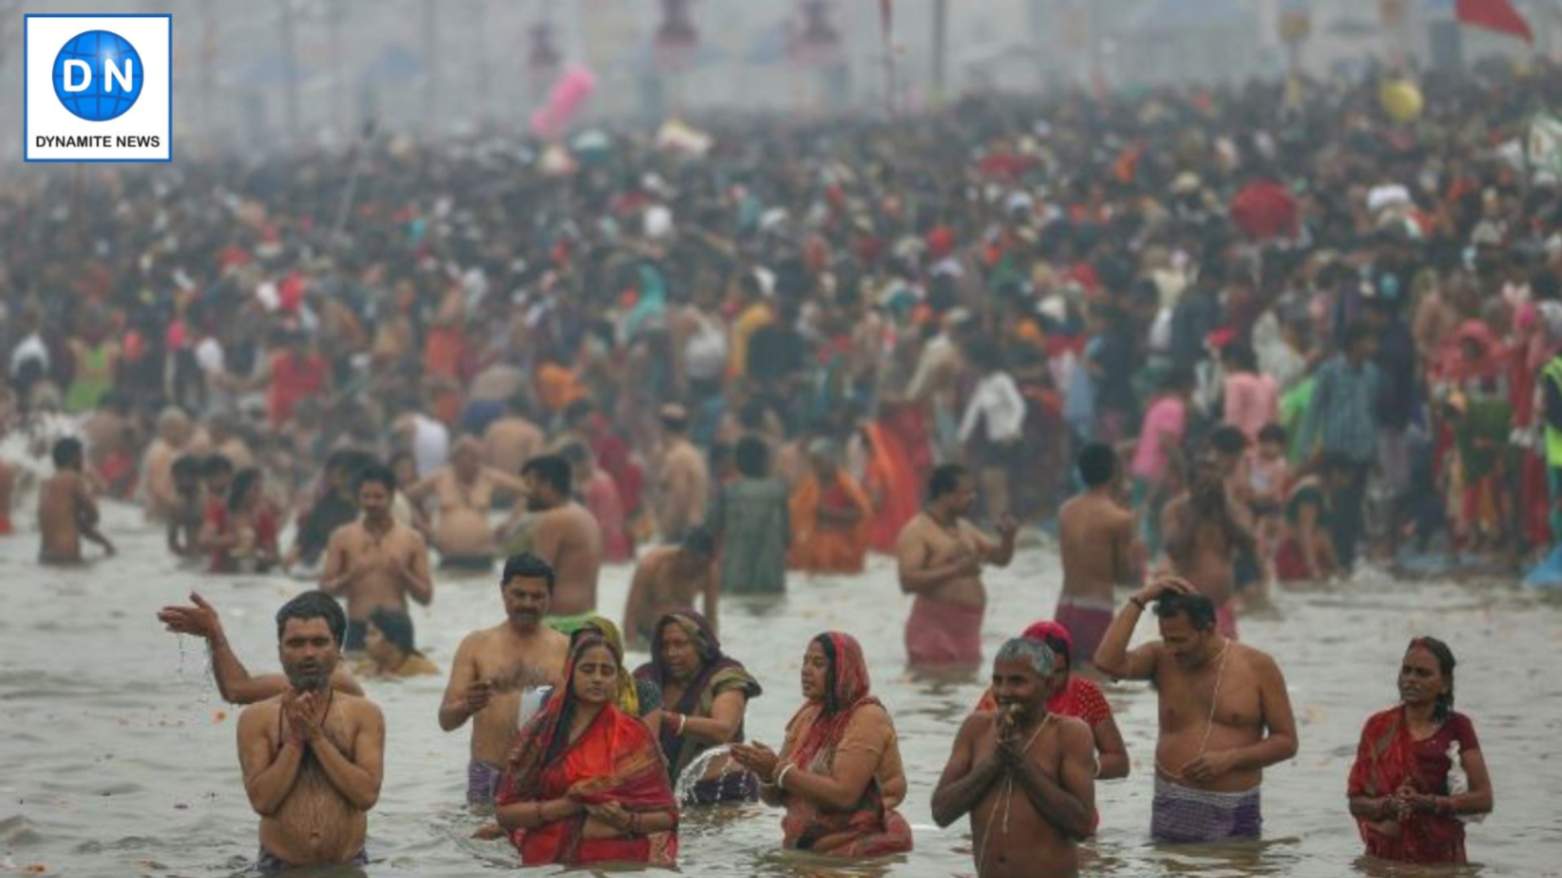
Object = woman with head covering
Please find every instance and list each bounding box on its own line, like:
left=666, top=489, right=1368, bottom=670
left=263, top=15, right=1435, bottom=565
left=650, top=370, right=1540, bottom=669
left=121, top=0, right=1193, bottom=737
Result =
left=731, top=632, right=913, bottom=858
left=974, top=620, right=1129, bottom=783
left=787, top=439, right=873, bottom=574
left=495, top=632, right=680, bottom=867
left=633, top=611, right=762, bottom=804
left=1347, top=637, right=1493, bottom=864
left=357, top=607, right=440, bottom=679
left=571, top=615, right=661, bottom=719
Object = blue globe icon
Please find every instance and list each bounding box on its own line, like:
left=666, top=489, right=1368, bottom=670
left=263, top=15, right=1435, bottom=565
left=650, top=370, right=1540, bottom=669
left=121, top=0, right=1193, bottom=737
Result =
left=51, top=30, right=143, bottom=122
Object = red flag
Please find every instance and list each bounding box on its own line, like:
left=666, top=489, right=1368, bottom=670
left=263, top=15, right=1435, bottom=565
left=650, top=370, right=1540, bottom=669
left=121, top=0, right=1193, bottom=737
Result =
left=1456, top=0, right=1533, bottom=42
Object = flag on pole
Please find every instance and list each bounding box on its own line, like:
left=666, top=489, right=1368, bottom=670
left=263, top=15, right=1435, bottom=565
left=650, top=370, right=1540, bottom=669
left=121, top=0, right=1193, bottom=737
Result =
left=1455, top=0, right=1533, bottom=42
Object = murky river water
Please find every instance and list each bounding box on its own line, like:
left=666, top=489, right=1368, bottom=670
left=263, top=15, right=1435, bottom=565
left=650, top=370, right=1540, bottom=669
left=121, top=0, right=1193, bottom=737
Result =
left=2, top=497, right=1560, bottom=878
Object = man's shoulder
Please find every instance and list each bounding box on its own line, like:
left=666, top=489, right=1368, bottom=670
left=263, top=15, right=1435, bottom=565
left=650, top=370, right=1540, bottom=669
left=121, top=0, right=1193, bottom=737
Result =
left=1051, top=713, right=1093, bottom=748
left=336, top=691, right=383, bottom=722
left=238, top=695, right=283, bottom=728
left=1231, top=641, right=1280, bottom=673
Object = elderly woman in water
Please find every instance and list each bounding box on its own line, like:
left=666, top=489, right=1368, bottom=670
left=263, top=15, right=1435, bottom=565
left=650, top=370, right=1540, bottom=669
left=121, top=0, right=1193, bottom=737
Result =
left=1347, top=637, right=1493, bottom=865
left=634, top=610, right=763, bottom=803
left=731, top=631, right=913, bottom=858
left=495, top=632, right=679, bottom=867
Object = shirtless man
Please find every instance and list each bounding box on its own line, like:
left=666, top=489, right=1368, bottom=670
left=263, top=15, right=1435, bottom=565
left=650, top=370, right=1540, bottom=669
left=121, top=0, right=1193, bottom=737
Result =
left=482, top=391, right=544, bottom=479
left=1159, top=454, right=1258, bottom=639
left=405, top=436, right=528, bottom=572
left=320, top=464, right=434, bottom=652
left=621, top=527, right=718, bottom=649
left=38, top=437, right=115, bottom=564
left=1056, top=442, right=1142, bottom=668
left=141, top=407, right=206, bottom=521
left=653, top=404, right=709, bottom=542
left=495, top=454, right=603, bottom=629
left=158, top=592, right=363, bottom=703
left=235, top=592, right=384, bottom=871
left=933, top=638, right=1096, bottom=877
left=897, top=463, right=1016, bottom=668
left=438, top=552, right=570, bottom=809
left=1093, top=579, right=1298, bottom=844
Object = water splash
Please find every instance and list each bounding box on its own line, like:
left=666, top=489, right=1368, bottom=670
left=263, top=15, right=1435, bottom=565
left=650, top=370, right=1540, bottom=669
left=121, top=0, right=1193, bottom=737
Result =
left=674, top=744, right=741, bottom=806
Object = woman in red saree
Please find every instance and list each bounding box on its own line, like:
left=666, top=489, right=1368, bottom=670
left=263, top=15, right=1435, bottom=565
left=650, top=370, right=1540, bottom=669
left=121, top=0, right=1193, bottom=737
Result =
left=1347, top=637, right=1493, bottom=865
left=495, top=633, right=679, bottom=867
left=730, top=632, right=913, bottom=859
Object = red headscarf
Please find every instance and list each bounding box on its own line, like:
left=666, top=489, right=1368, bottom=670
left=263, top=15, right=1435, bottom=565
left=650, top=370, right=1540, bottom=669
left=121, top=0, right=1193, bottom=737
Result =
left=788, top=632, right=875, bottom=774
left=1021, top=620, right=1074, bottom=666
left=497, top=634, right=678, bottom=867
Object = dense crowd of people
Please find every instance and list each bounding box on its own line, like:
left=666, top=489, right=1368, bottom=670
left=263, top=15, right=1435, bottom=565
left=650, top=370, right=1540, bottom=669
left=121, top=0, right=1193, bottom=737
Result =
left=5, top=56, right=1542, bottom=873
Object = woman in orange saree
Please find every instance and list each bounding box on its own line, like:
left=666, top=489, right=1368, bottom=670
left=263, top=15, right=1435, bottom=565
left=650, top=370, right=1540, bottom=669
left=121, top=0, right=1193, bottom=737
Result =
left=862, top=407, right=925, bottom=555
left=731, top=631, right=913, bottom=859
left=788, top=441, right=872, bottom=574
left=495, top=633, right=679, bottom=867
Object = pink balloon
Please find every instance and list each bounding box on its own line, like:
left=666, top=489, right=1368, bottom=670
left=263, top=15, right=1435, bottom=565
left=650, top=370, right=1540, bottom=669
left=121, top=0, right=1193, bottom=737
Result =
left=531, top=65, right=597, bottom=140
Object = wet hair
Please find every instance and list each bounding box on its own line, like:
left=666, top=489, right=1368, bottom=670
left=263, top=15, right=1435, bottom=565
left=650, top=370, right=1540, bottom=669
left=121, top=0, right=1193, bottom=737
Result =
left=679, top=526, right=715, bottom=557
left=1408, top=636, right=1457, bottom=721
left=660, top=409, right=690, bottom=432
left=558, top=440, right=591, bottom=468
left=172, top=454, right=202, bottom=483
left=1077, top=442, right=1117, bottom=488
left=1210, top=425, right=1249, bottom=456
left=928, top=463, right=969, bottom=502
left=1039, top=632, right=1072, bottom=669
left=227, top=467, right=262, bottom=512
left=521, top=454, right=572, bottom=496
left=202, top=453, right=234, bottom=478
left=355, top=462, right=397, bottom=494
left=1154, top=590, right=1218, bottom=632
left=368, top=607, right=418, bottom=656
left=501, top=551, right=556, bottom=592
left=275, top=590, right=347, bottom=646
left=735, top=435, right=770, bottom=478
left=1258, top=423, right=1288, bottom=445
left=52, top=436, right=83, bottom=469
left=996, top=637, right=1056, bottom=678
left=324, top=448, right=357, bottom=474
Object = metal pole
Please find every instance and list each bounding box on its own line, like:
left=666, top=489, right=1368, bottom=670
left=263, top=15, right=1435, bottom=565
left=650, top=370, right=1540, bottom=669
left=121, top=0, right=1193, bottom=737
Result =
left=279, top=0, right=299, bottom=145
left=200, top=1, right=215, bottom=147
left=931, top=0, right=947, bottom=106
left=328, top=1, right=345, bottom=140
left=423, top=0, right=438, bottom=135
left=475, top=0, right=493, bottom=127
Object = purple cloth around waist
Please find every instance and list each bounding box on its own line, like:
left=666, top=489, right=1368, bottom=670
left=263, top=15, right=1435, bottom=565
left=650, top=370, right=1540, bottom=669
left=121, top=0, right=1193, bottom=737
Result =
left=468, top=759, right=502, bottom=808
left=1151, top=775, right=1262, bottom=844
